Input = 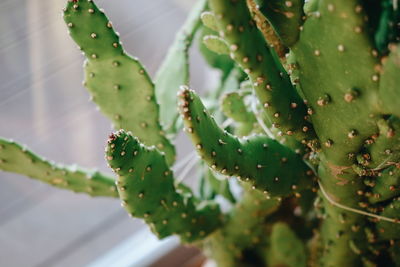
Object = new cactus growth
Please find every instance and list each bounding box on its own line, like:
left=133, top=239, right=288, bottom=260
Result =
left=1, top=0, right=400, bottom=266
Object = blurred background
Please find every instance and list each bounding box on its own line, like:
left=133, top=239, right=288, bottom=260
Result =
left=0, top=0, right=217, bottom=266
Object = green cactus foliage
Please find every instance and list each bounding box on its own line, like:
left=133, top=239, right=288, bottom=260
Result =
left=268, top=222, right=306, bottom=267
left=2, top=0, right=400, bottom=266
left=379, top=44, right=400, bottom=118
left=209, top=0, right=317, bottom=146
left=202, top=184, right=280, bottom=267
left=365, top=117, right=400, bottom=169
left=106, top=130, right=222, bottom=242
left=375, top=0, right=400, bottom=53
left=220, top=90, right=258, bottom=136
left=202, top=35, right=230, bottom=55
left=376, top=199, right=400, bottom=240
left=200, top=11, right=219, bottom=32
left=389, top=240, right=400, bottom=266
left=318, top=159, right=367, bottom=267
left=198, top=25, right=235, bottom=79
left=199, top=167, right=236, bottom=203
left=293, top=1, right=380, bottom=165
left=155, top=0, right=207, bottom=134
left=221, top=91, right=255, bottom=124
left=0, top=138, right=117, bottom=197
left=63, top=0, right=175, bottom=165
left=255, top=0, right=305, bottom=46
left=178, top=87, right=314, bottom=197
left=368, top=165, right=400, bottom=203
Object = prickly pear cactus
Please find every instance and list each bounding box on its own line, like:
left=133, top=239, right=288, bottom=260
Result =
left=1, top=0, right=400, bottom=266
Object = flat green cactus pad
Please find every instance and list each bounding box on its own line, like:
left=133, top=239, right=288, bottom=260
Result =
left=63, top=0, right=175, bottom=165
left=209, top=0, right=316, bottom=145
left=198, top=26, right=235, bottom=77
left=269, top=222, right=306, bottom=267
left=255, top=0, right=305, bottom=46
left=318, top=159, right=367, bottom=267
left=201, top=11, right=219, bottom=32
left=202, top=184, right=280, bottom=267
left=199, top=167, right=236, bottom=203
left=106, top=130, right=222, bottom=242
left=376, top=199, right=400, bottom=240
left=203, top=35, right=230, bottom=55
left=368, top=166, right=400, bottom=203
left=366, top=117, right=400, bottom=169
left=292, top=0, right=380, bottom=165
left=155, top=0, right=207, bottom=134
left=221, top=91, right=256, bottom=124
left=2, top=0, right=398, bottom=265
left=179, top=87, right=314, bottom=197
left=375, top=0, right=400, bottom=53
left=389, top=240, right=400, bottom=265
left=0, top=138, right=117, bottom=197
left=220, top=90, right=258, bottom=137
left=379, top=44, right=400, bottom=118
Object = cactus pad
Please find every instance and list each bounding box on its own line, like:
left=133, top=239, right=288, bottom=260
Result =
left=0, top=138, right=117, bottom=197
left=155, top=0, right=207, bottom=134
left=255, top=0, right=305, bottom=46
left=63, top=0, right=175, bottom=165
left=179, top=87, right=314, bottom=197
left=106, top=130, right=222, bottom=242
left=269, top=222, right=306, bottom=267
left=379, top=44, right=400, bottom=118
left=209, top=0, right=316, bottom=146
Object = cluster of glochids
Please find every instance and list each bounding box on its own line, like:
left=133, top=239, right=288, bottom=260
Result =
left=1, top=0, right=400, bottom=266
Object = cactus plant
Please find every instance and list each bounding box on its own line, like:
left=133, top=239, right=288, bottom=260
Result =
left=1, top=0, right=400, bottom=266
